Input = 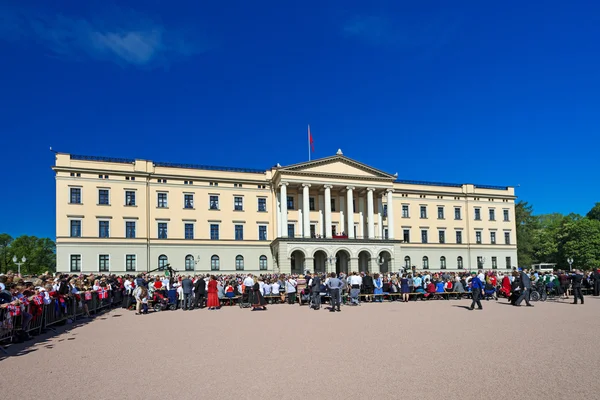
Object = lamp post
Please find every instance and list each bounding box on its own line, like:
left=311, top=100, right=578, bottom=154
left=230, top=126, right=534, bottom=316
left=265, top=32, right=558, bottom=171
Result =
left=377, top=255, right=386, bottom=273
left=327, top=255, right=337, bottom=275
left=567, top=257, right=573, bottom=272
left=12, top=255, right=26, bottom=276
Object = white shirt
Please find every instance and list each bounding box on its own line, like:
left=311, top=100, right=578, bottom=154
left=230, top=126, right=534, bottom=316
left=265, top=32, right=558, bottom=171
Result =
left=349, top=275, right=362, bottom=286
left=243, top=276, right=254, bottom=288
left=162, top=278, right=170, bottom=290
left=285, top=279, right=297, bottom=293
left=263, top=284, right=272, bottom=295
left=272, top=282, right=280, bottom=293
left=259, top=281, right=265, bottom=295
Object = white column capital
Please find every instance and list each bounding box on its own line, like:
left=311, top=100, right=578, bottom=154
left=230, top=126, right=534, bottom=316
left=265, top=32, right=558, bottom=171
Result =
left=346, top=186, right=355, bottom=191
left=302, top=183, right=311, bottom=188
left=366, top=187, right=376, bottom=192
left=279, top=182, right=289, bottom=187
left=386, top=188, right=394, bottom=194
left=323, top=184, right=333, bottom=189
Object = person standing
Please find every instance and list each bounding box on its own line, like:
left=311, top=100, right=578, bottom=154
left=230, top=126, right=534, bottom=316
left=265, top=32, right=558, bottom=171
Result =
left=593, top=269, right=600, bottom=297
left=469, top=271, right=483, bottom=310
left=515, top=269, right=534, bottom=307
left=193, top=275, right=206, bottom=309
left=181, top=275, right=193, bottom=310
left=326, top=272, right=343, bottom=312
left=285, top=276, right=297, bottom=304
left=206, top=275, right=220, bottom=310
left=309, top=273, right=322, bottom=310
left=571, top=270, right=584, bottom=305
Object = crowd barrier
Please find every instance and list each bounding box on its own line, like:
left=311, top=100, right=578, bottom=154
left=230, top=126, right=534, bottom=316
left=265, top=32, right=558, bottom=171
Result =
left=0, top=290, right=119, bottom=354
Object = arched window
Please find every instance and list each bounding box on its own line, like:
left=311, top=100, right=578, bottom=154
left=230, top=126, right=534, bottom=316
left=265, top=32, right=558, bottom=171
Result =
left=422, top=256, right=429, bottom=269
left=457, top=256, right=464, bottom=269
left=259, top=255, right=268, bottom=270
left=158, top=254, right=168, bottom=270
left=440, top=256, right=446, bottom=270
left=211, top=255, right=220, bottom=271
left=404, top=256, right=411, bottom=269
left=185, top=255, right=194, bottom=271
left=235, top=255, right=244, bottom=271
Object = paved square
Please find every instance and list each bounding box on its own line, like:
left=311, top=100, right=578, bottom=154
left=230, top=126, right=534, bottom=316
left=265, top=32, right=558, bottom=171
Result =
left=2, top=298, right=599, bottom=400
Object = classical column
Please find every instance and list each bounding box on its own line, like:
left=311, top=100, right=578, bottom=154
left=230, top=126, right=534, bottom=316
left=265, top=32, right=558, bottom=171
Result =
left=377, top=196, right=383, bottom=239
left=280, top=183, right=288, bottom=237
left=367, top=188, right=375, bottom=239
left=276, top=191, right=281, bottom=238
left=339, top=194, right=345, bottom=236
left=358, top=195, right=365, bottom=238
left=302, top=184, right=311, bottom=238
left=386, top=189, right=395, bottom=239
left=346, top=187, right=355, bottom=238
left=318, top=194, right=324, bottom=237
left=324, top=185, right=332, bottom=238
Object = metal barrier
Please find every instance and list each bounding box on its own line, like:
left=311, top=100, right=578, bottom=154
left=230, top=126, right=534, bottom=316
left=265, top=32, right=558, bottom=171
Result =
left=0, top=308, right=15, bottom=353
left=0, top=289, right=123, bottom=353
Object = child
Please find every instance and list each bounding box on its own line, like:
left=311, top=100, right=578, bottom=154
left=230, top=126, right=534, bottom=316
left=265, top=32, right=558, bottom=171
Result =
left=141, top=287, right=149, bottom=314
left=225, top=282, right=235, bottom=298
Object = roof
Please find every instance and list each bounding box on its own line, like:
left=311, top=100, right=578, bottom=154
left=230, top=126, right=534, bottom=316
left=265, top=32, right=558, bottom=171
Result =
left=69, top=154, right=265, bottom=174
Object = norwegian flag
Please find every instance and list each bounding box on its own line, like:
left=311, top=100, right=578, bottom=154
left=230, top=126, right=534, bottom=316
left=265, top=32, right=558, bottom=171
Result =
left=7, top=304, right=20, bottom=317
left=20, top=296, right=30, bottom=307
left=84, top=292, right=92, bottom=301
left=98, top=288, right=108, bottom=300
left=33, top=295, right=43, bottom=306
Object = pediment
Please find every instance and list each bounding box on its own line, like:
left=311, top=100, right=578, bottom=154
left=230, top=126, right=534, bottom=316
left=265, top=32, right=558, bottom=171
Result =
left=279, top=155, right=395, bottom=179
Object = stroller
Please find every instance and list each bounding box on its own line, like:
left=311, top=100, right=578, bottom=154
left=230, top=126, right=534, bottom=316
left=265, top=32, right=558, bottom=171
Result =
left=483, top=283, right=497, bottom=301
left=300, top=288, right=311, bottom=306
left=238, top=287, right=252, bottom=309
left=349, top=287, right=361, bottom=306
left=152, top=289, right=177, bottom=312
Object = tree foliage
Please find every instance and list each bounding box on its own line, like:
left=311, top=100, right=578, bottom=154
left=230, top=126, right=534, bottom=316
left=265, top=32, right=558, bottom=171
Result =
left=0, top=234, right=56, bottom=275
left=518, top=203, right=600, bottom=270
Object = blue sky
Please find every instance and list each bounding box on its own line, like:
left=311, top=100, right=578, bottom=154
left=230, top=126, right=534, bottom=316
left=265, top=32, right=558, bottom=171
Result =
left=1, top=0, right=599, bottom=239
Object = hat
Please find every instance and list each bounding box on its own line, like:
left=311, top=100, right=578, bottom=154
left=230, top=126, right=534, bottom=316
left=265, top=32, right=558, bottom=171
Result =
left=471, top=271, right=476, bottom=275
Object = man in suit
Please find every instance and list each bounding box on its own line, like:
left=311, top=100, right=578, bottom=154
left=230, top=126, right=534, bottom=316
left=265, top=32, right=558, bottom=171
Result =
left=593, top=269, right=600, bottom=297
left=515, top=269, right=534, bottom=307
left=181, top=275, right=193, bottom=310
left=310, top=273, right=321, bottom=310
left=326, top=272, right=343, bottom=312
left=193, top=275, right=206, bottom=309
left=571, top=270, right=584, bottom=305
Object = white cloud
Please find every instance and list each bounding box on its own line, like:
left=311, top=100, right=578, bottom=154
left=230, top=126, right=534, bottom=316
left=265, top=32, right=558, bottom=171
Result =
left=0, top=5, right=209, bottom=67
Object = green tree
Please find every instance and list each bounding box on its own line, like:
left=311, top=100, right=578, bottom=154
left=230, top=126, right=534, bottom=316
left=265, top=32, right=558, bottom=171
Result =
left=5, top=235, right=56, bottom=275
left=558, top=218, right=600, bottom=270
left=515, top=201, right=538, bottom=267
left=587, top=202, right=600, bottom=221
left=533, top=213, right=564, bottom=264
left=0, top=233, right=13, bottom=274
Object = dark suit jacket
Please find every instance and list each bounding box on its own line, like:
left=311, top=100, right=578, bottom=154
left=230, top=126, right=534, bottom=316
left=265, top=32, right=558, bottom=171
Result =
left=520, top=272, right=531, bottom=289
left=194, top=279, right=206, bottom=295
left=181, top=278, right=193, bottom=294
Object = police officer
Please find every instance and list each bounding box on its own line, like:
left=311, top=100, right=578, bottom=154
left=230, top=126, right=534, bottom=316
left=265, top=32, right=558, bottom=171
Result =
left=571, top=269, right=584, bottom=305
left=326, top=272, right=343, bottom=312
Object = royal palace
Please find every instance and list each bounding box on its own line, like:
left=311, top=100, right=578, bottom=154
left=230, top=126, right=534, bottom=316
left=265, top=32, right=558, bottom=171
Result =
left=53, top=150, right=518, bottom=275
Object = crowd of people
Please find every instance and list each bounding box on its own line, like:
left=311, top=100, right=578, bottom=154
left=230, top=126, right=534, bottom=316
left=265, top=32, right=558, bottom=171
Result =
left=1, top=267, right=597, bottom=317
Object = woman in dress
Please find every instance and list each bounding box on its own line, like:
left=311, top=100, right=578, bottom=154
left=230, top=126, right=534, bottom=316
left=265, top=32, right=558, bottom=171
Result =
left=373, top=273, right=383, bottom=302
left=251, top=277, right=267, bottom=311
left=401, top=274, right=410, bottom=303
left=206, top=275, right=220, bottom=310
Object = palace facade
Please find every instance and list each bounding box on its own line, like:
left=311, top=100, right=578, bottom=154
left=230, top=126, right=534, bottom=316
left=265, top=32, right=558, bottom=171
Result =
left=53, top=150, right=518, bottom=275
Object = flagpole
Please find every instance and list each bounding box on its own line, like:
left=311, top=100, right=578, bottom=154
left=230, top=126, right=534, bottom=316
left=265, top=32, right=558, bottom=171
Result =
left=308, top=124, right=311, bottom=161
